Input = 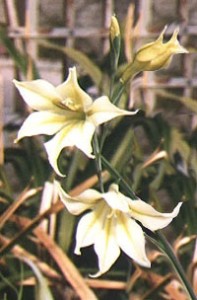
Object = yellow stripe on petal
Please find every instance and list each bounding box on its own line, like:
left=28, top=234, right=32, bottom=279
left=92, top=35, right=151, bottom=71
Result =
left=116, top=213, right=151, bottom=267
left=93, top=214, right=120, bottom=277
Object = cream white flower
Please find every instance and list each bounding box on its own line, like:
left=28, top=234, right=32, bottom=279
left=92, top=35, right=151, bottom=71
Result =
left=13, top=67, right=137, bottom=176
left=56, top=182, right=182, bottom=277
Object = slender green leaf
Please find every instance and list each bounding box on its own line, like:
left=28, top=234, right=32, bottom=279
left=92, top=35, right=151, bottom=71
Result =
left=156, top=90, right=197, bottom=114
left=39, top=40, right=104, bottom=88
left=0, top=26, right=39, bottom=78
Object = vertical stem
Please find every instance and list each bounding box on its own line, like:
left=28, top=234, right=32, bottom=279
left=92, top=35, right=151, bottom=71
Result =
left=101, top=154, right=137, bottom=198
left=93, top=134, right=104, bottom=193
left=155, top=231, right=196, bottom=300
left=111, top=81, right=125, bottom=105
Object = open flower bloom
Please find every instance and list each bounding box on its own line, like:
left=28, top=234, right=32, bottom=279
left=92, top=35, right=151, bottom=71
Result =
left=13, top=67, right=137, bottom=176
left=56, top=182, right=182, bottom=277
left=121, top=26, right=188, bottom=83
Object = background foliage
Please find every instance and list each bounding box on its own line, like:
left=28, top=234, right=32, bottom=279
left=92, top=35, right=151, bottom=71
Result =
left=0, top=2, right=197, bottom=299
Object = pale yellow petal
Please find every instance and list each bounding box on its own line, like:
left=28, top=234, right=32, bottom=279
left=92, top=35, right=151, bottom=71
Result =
left=102, top=184, right=131, bottom=213
left=129, top=201, right=182, bottom=231
left=16, top=111, right=67, bottom=141
left=92, top=214, right=121, bottom=277
left=135, top=26, right=167, bottom=62
left=167, top=27, right=188, bottom=54
left=44, top=120, right=95, bottom=176
left=88, top=96, right=138, bottom=126
left=56, top=181, right=101, bottom=215
left=116, top=214, right=151, bottom=267
left=56, top=67, right=92, bottom=110
left=74, top=212, right=100, bottom=255
left=74, top=202, right=106, bottom=255
left=13, top=79, right=62, bottom=112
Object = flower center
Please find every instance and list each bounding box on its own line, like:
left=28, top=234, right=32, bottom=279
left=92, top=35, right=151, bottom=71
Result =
left=107, top=209, right=119, bottom=219
left=54, top=97, right=82, bottom=112
left=62, top=97, right=82, bottom=111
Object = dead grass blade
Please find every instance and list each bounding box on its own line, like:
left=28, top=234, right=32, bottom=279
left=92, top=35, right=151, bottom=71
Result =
left=0, top=186, right=42, bottom=230
left=0, top=173, right=105, bottom=299
left=33, top=227, right=98, bottom=300
left=124, top=4, right=135, bottom=62
left=7, top=215, right=97, bottom=300
left=0, top=172, right=107, bottom=256
left=0, top=234, right=61, bottom=281
left=84, top=278, right=126, bottom=290
left=142, top=150, right=167, bottom=169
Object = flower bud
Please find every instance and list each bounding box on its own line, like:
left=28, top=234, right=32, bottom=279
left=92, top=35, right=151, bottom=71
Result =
left=121, top=26, right=188, bottom=83
left=110, top=16, right=121, bottom=70
left=110, top=15, right=120, bottom=43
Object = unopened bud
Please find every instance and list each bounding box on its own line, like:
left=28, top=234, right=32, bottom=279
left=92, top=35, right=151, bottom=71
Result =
left=121, top=26, right=188, bottom=83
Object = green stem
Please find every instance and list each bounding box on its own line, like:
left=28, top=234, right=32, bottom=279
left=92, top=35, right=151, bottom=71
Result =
left=101, top=154, right=136, bottom=199
left=93, top=135, right=104, bottom=193
left=111, top=81, right=125, bottom=105
left=155, top=231, right=196, bottom=300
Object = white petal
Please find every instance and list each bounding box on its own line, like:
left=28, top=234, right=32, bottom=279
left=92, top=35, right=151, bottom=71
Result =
left=13, top=79, right=62, bottom=111
left=116, top=214, right=150, bottom=267
left=93, top=214, right=121, bottom=277
left=74, top=202, right=106, bottom=254
left=102, top=184, right=131, bottom=213
left=44, top=120, right=95, bottom=176
left=129, top=201, right=182, bottom=231
left=88, top=96, right=138, bottom=126
left=56, top=181, right=101, bottom=215
left=16, top=111, right=67, bottom=141
left=56, top=67, right=92, bottom=110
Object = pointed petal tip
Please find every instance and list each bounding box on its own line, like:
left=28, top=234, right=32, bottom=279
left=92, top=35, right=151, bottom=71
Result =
left=158, top=25, right=168, bottom=41
left=180, top=46, right=189, bottom=54
left=68, top=66, right=77, bottom=81
left=139, top=258, right=151, bottom=268
left=89, top=271, right=104, bottom=278
left=74, top=247, right=81, bottom=256
left=173, top=202, right=183, bottom=216
left=14, top=138, right=19, bottom=144
left=68, top=66, right=76, bottom=72
left=89, top=257, right=151, bottom=278
left=173, top=27, right=179, bottom=37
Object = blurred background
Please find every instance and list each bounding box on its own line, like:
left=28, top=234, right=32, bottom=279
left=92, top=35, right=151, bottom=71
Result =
left=0, top=1, right=197, bottom=300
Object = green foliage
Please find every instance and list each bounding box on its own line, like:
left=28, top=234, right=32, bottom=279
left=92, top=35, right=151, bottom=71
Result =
left=1, top=12, right=196, bottom=300
left=0, top=26, right=39, bottom=78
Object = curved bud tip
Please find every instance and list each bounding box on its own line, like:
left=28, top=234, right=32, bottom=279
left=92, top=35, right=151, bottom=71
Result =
left=110, top=15, right=120, bottom=42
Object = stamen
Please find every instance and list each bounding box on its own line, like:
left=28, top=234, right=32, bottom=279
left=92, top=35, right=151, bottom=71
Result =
left=62, top=97, right=81, bottom=111
left=53, top=97, right=81, bottom=111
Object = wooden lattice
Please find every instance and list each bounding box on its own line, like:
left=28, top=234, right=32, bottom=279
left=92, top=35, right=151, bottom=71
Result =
left=1, top=0, right=197, bottom=138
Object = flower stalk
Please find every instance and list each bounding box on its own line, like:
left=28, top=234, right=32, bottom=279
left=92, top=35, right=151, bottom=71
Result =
left=153, top=232, right=196, bottom=300
left=93, top=134, right=105, bottom=193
